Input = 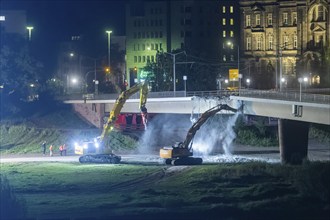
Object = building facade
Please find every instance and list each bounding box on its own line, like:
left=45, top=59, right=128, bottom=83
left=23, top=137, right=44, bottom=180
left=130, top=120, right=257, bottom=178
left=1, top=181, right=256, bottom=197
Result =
left=240, top=0, right=330, bottom=89
left=125, top=0, right=240, bottom=89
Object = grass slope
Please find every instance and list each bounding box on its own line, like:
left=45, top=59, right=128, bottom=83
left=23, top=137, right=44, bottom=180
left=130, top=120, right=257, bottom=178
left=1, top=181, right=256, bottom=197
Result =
left=1, top=162, right=329, bottom=220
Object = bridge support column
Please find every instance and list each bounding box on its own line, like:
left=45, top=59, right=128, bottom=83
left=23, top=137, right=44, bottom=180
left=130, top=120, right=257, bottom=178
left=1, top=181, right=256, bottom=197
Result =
left=278, top=119, right=309, bottom=164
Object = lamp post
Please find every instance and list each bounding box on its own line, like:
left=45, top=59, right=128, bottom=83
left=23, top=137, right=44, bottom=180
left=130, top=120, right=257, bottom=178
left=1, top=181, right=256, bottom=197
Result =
left=246, top=78, right=251, bottom=89
left=106, top=30, right=112, bottom=72
left=26, top=26, right=34, bottom=41
left=163, top=51, right=185, bottom=96
left=183, top=75, right=187, bottom=97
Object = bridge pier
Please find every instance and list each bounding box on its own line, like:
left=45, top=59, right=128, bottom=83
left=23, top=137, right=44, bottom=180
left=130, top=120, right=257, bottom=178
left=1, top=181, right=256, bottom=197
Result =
left=278, top=119, right=310, bottom=164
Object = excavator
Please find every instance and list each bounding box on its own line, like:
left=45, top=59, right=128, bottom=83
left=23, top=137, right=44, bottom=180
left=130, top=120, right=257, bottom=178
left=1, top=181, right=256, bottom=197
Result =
left=160, top=104, right=238, bottom=165
left=78, top=80, right=149, bottom=163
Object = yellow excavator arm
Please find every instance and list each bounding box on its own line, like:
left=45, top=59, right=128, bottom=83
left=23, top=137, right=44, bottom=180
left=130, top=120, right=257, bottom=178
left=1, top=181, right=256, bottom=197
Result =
left=99, top=80, right=149, bottom=143
left=160, top=104, right=238, bottom=165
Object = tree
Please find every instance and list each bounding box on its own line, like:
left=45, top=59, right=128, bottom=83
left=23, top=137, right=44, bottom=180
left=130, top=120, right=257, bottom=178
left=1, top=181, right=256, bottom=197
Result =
left=0, top=34, right=44, bottom=116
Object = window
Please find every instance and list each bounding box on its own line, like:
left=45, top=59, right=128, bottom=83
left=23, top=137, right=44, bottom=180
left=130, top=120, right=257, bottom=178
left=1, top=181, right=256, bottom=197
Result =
left=142, top=56, right=146, bottom=63
left=247, top=37, right=251, bottom=50
left=294, top=35, right=297, bottom=48
left=256, top=14, right=261, bottom=26
left=133, top=44, right=136, bottom=51
left=0, top=16, right=5, bottom=21
left=318, top=5, right=325, bottom=20
left=284, top=35, right=289, bottom=48
left=155, top=43, right=158, bottom=50
left=147, top=56, right=150, bottom=62
left=246, top=15, right=251, bottom=27
left=257, top=36, right=262, bottom=50
left=269, top=35, right=273, bottom=50
left=142, top=44, right=145, bottom=50
left=134, top=56, right=137, bottom=63
left=222, top=18, right=226, bottom=25
left=230, top=31, right=234, bottom=37
left=230, top=6, right=233, bottom=13
left=151, top=43, right=154, bottom=50
left=160, top=43, right=162, bottom=50
left=222, top=6, right=226, bottom=13
left=268, top=13, right=273, bottom=26
left=230, top=18, right=234, bottom=25
left=223, top=30, right=226, bottom=37
left=292, top=12, right=297, bottom=25
left=160, top=32, right=163, bottom=38
left=138, top=56, right=141, bottom=63
left=283, top=13, right=288, bottom=25
left=151, top=55, right=155, bottom=62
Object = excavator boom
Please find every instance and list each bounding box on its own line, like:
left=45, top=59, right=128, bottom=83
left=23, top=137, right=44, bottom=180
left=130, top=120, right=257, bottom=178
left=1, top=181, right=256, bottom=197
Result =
left=160, top=103, right=238, bottom=165
left=78, top=81, right=149, bottom=163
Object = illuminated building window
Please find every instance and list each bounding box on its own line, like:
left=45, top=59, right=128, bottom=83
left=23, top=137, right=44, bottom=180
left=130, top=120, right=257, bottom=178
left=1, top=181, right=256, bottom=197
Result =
left=283, top=13, right=288, bottom=25
left=230, top=18, right=234, bottom=25
left=230, top=6, right=233, bottom=13
left=247, top=37, right=251, bottom=50
left=268, top=13, right=272, bottom=26
left=292, top=12, right=297, bottom=25
left=246, top=15, right=251, bottom=27
left=284, top=35, right=289, bottom=48
left=257, top=36, right=262, bottom=50
left=268, top=35, right=273, bottom=50
left=318, top=5, right=325, bottom=20
left=223, top=18, right=226, bottom=25
left=223, top=6, right=226, bottom=13
left=294, top=35, right=297, bottom=48
left=256, top=14, right=261, bottom=26
left=230, top=31, right=234, bottom=37
left=223, top=30, right=226, bottom=37
left=0, top=16, right=5, bottom=21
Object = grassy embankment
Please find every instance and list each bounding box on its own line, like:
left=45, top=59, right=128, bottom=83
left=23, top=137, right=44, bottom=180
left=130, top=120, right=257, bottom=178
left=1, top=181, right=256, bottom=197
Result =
left=0, top=109, right=137, bottom=155
left=1, top=161, right=329, bottom=219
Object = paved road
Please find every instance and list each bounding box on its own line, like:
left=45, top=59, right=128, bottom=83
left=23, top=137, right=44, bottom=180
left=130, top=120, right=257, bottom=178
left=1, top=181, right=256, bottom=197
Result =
left=1, top=142, right=329, bottom=164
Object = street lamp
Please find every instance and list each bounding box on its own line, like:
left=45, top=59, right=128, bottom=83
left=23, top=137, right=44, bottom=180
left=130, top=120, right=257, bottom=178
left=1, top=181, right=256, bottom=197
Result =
left=246, top=78, right=251, bottom=89
left=26, top=26, right=34, bottom=41
left=162, top=51, right=185, bottom=96
left=183, top=75, right=187, bottom=97
left=106, top=30, right=112, bottom=72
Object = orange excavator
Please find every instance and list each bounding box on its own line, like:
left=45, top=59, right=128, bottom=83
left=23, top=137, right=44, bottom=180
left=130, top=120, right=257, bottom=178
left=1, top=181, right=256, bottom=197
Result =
left=160, top=104, right=238, bottom=165
left=77, top=80, right=149, bottom=163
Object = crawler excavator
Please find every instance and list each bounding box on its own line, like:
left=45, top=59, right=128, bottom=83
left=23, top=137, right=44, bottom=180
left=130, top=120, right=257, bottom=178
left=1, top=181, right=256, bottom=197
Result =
left=78, top=81, right=149, bottom=163
left=160, top=104, right=238, bottom=165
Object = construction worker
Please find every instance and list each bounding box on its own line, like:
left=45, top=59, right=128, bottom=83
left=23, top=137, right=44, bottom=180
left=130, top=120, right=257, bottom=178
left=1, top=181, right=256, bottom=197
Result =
left=62, top=144, right=67, bottom=156
left=59, top=145, right=63, bottom=156
left=49, top=145, right=53, bottom=156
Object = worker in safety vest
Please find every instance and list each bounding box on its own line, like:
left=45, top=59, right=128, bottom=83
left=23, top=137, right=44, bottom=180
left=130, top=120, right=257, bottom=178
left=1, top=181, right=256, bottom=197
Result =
left=49, top=145, right=53, bottom=156
left=59, top=145, right=63, bottom=156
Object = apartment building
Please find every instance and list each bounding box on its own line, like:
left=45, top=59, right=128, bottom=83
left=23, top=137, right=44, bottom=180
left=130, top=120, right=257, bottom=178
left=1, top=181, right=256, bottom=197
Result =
left=240, top=0, right=330, bottom=89
left=125, top=0, right=240, bottom=88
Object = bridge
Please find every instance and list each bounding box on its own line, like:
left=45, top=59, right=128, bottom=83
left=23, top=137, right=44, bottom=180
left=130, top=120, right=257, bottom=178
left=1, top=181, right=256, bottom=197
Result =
left=63, top=89, right=330, bottom=165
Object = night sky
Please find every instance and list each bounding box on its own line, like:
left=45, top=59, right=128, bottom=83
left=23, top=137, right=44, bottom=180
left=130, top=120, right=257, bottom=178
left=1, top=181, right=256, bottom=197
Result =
left=1, top=0, right=127, bottom=70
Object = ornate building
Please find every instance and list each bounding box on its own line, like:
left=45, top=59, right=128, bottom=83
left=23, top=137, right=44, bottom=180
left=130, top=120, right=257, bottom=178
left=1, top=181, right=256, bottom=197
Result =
left=240, top=0, right=330, bottom=89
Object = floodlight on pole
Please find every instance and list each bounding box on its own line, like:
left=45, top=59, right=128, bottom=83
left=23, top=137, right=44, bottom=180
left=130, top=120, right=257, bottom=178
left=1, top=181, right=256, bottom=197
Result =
left=106, top=30, right=112, bottom=72
left=26, top=26, right=34, bottom=41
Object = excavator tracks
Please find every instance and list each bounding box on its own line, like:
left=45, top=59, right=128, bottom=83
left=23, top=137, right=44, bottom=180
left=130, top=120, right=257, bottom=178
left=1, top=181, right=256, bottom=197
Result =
left=165, top=157, right=203, bottom=166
